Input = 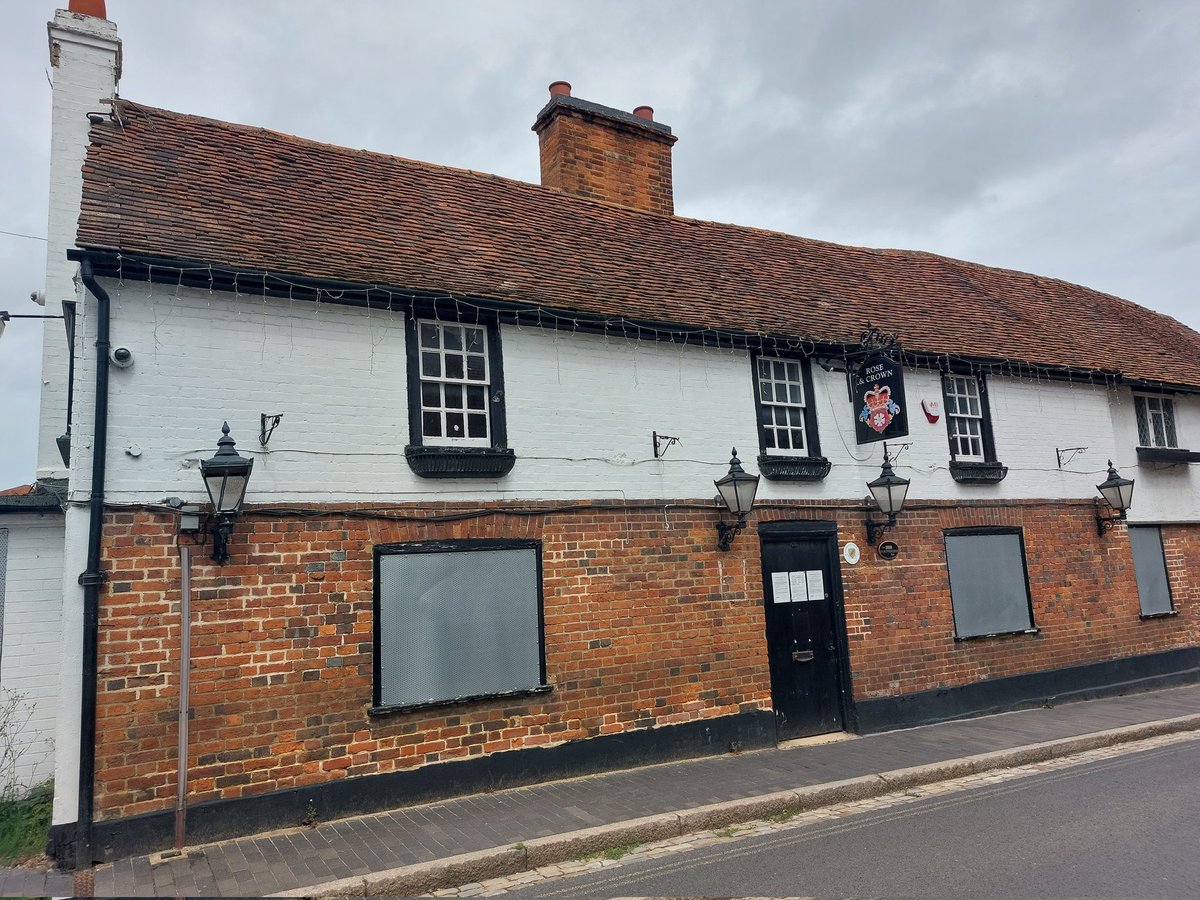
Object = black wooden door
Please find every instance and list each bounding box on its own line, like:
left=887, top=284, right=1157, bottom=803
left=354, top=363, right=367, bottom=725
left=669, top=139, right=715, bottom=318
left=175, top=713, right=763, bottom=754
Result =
left=760, top=533, right=846, bottom=740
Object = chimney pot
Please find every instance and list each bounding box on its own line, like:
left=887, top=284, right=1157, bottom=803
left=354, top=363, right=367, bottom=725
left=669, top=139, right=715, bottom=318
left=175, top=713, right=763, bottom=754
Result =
left=632, top=105, right=654, bottom=121
left=548, top=81, right=572, bottom=98
left=68, top=0, right=107, bottom=17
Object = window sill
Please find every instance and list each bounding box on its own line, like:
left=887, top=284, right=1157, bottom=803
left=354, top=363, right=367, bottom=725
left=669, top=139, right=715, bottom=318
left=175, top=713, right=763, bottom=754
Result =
left=949, top=460, right=1009, bottom=484
left=405, top=445, right=516, bottom=479
left=369, top=683, right=553, bottom=716
left=954, top=627, right=1039, bottom=642
left=757, top=454, right=832, bottom=481
left=1139, top=609, right=1179, bottom=620
left=1135, top=447, right=1200, bottom=464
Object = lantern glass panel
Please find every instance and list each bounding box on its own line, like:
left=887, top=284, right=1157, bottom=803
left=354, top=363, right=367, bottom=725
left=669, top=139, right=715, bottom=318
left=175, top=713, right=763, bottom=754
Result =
left=869, top=476, right=909, bottom=517
left=733, top=475, right=759, bottom=516
left=1099, top=478, right=1134, bottom=512
left=205, top=472, right=249, bottom=514
left=717, top=474, right=758, bottom=517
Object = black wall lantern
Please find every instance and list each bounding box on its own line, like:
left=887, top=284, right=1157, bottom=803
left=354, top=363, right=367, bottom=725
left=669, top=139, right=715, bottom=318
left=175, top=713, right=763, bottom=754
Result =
left=715, top=448, right=760, bottom=551
left=865, top=442, right=911, bottom=545
left=1095, top=459, right=1134, bottom=536
left=200, top=422, right=254, bottom=564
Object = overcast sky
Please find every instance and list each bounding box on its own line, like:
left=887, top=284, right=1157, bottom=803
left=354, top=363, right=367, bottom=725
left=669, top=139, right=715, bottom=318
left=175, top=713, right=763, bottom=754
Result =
left=2, top=1, right=1198, bottom=487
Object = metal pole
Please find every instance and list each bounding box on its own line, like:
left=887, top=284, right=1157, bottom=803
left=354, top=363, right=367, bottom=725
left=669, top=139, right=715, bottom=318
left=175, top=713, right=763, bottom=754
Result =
left=174, top=545, right=192, bottom=851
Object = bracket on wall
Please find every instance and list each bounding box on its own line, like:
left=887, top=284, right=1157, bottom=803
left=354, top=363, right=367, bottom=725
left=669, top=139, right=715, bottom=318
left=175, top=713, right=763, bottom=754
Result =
left=652, top=431, right=681, bottom=459
left=1095, top=499, right=1127, bottom=537
left=858, top=323, right=898, bottom=351
left=1056, top=447, right=1087, bottom=468
left=259, top=413, right=283, bottom=447
left=843, top=322, right=903, bottom=401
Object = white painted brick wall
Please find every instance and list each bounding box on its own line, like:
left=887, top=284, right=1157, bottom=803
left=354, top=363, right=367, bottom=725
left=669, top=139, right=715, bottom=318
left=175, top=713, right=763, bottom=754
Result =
left=0, top=514, right=65, bottom=790
left=1108, top=387, right=1200, bottom=522
left=70, top=278, right=1199, bottom=522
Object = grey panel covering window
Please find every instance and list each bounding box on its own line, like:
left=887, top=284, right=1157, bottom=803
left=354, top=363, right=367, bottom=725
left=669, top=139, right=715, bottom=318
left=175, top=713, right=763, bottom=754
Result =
left=377, top=544, right=542, bottom=708
left=945, top=531, right=1034, bottom=638
left=1129, top=527, right=1173, bottom=616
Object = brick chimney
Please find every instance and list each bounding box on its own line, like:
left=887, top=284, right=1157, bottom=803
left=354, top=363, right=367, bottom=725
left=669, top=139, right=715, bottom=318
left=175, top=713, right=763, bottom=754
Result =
left=532, top=82, right=678, bottom=216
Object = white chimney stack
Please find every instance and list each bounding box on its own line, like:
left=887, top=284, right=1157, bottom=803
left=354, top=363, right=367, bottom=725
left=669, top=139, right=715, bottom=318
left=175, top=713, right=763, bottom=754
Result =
left=39, top=3, right=121, bottom=480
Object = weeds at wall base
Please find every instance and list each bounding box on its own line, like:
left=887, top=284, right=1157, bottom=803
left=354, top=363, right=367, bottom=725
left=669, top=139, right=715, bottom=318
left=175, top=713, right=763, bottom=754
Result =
left=0, top=779, right=53, bottom=865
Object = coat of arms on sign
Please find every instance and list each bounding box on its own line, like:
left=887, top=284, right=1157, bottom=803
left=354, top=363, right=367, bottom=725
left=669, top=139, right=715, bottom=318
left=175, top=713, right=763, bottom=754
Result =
left=859, top=384, right=901, bottom=434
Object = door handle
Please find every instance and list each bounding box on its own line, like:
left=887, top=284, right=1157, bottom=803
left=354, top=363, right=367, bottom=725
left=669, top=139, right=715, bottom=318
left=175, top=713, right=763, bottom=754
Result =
left=792, top=650, right=814, bottom=663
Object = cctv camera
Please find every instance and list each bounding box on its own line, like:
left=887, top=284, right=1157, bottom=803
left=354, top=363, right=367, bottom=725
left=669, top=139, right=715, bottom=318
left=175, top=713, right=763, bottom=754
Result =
left=110, top=347, right=134, bottom=368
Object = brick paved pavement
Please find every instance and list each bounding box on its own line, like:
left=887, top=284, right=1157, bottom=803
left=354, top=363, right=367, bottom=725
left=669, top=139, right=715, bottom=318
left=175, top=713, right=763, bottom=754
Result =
left=77, top=683, right=1200, bottom=897
left=0, top=865, right=74, bottom=896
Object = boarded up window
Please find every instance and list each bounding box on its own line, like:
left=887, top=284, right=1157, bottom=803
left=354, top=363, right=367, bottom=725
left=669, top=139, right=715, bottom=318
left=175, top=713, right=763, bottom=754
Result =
left=1129, top=526, right=1174, bottom=617
left=374, top=541, right=544, bottom=709
left=945, top=529, right=1034, bottom=638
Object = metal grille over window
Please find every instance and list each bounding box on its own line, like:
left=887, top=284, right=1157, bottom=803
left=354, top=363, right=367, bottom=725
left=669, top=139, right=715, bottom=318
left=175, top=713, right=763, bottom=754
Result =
left=944, top=375, right=984, bottom=461
left=757, top=357, right=807, bottom=454
left=419, top=320, right=491, bottom=445
left=377, top=546, right=542, bottom=708
left=945, top=530, right=1035, bottom=638
left=1134, top=395, right=1177, bottom=449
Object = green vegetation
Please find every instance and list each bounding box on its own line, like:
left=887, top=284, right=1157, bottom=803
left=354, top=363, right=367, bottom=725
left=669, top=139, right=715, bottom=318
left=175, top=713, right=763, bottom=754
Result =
left=302, top=798, right=318, bottom=827
left=0, top=779, right=53, bottom=864
left=602, top=842, right=639, bottom=860
left=767, top=807, right=799, bottom=823
left=0, top=690, right=51, bottom=864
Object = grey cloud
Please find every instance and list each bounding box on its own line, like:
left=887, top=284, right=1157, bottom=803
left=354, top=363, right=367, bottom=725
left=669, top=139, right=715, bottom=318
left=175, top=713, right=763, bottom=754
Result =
left=2, top=0, right=1198, bottom=485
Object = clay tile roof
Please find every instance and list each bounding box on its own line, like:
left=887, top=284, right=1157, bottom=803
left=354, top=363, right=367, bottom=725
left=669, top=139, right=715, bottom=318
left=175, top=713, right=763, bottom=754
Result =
left=76, top=100, right=1200, bottom=388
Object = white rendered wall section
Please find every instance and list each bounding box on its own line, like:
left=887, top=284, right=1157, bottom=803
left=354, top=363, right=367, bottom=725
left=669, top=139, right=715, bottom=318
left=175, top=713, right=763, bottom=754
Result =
left=78, top=278, right=1199, bottom=521
left=0, top=514, right=65, bottom=790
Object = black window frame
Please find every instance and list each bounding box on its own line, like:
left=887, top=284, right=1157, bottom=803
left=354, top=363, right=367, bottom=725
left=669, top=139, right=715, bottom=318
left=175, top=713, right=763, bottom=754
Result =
left=943, top=526, right=1037, bottom=640
left=941, top=371, right=1007, bottom=484
left=371, top=538, right=551, bottom=715
left=1127, top=525, right=1177, bottom=619
left=403, top=305, right=516, bottom=478
left=750, top=351, right=830, bottom=481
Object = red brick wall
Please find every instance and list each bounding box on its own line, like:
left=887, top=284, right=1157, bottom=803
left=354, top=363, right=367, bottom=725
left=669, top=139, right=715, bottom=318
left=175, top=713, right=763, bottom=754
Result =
left=829, top=502, right=1200, bottom=699
left=94, top=503, right=771, bottom=821
left=536, top=108, right=675, bottom=215
left=92, top=499, right=1198, bottom=822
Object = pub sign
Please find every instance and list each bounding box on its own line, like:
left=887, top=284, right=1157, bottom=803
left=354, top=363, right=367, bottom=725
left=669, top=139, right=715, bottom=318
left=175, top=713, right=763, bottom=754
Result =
left=851, top=354, right=909, bottom=444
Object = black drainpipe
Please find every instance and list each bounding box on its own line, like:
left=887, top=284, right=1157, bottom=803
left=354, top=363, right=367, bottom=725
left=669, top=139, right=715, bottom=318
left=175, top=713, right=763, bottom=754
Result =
left=75, top=256, right=111, bottom=869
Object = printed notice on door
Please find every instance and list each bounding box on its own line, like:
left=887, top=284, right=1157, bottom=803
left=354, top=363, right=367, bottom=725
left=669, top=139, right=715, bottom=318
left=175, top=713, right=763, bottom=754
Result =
left=789, top=571, right=809, bottom=602
left=806, top=569, right=825, bottom=601
left=771, top=571, right=791, bottom=603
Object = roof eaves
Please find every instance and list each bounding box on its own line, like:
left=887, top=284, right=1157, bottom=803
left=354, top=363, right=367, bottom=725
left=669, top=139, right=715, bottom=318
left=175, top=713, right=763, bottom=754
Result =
left=0, top=479, right=66, bottom=514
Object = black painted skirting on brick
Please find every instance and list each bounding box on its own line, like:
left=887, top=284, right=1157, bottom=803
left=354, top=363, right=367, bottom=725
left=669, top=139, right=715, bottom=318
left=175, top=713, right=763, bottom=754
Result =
left=81, top=709, right=776, bottom=864
left=855, top=646, right=1200, bottom=734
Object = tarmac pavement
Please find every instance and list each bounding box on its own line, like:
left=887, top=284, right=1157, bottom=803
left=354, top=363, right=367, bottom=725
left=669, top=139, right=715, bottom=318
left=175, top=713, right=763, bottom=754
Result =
left=9, top=682, right=1199, bottom=897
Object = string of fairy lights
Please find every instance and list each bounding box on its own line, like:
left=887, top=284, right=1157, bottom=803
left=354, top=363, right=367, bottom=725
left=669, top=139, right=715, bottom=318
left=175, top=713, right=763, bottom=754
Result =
left=103, top=252, right=1132, bottom=385
left=65, top=250, right=1160, bottom=502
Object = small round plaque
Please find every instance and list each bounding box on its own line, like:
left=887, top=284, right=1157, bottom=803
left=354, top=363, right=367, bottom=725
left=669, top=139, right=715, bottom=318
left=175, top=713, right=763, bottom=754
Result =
left=877, top=540, right=900, bottom=560
left=843, top=542, right=861, bottom=565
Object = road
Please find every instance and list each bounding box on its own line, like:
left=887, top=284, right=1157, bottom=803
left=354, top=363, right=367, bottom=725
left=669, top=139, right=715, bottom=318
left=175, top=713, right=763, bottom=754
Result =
left=510, top=735, right=1200, bottom=898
